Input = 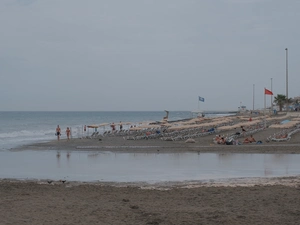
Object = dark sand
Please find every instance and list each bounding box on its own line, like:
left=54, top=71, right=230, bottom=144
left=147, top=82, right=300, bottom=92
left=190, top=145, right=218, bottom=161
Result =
left=3, top=118, right=300, bottom=225
left=1, top=178, right=300, bottom=225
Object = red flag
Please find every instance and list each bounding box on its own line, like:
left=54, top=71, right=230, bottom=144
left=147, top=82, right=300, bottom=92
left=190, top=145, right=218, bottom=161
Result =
left=264, top=88, right=273, bottom=95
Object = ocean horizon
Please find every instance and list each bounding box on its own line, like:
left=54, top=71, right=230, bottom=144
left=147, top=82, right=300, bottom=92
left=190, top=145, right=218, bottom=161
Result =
left=0, top=111, right=192, bottom=150
left=0, top=111, right=235, bottom=151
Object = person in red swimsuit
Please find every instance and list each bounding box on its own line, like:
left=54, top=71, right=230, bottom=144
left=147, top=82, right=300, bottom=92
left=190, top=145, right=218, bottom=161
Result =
left=66, top=127, right=71, bottom=140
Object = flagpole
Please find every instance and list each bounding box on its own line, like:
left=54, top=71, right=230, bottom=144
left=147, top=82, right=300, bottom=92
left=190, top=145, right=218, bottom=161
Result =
left=253, top=84, right=255, bottom=111
left=264, top=88, right=266, bottom=128
left=285, top=48, right=288, bottom=111
left=271, top=78, right=273, bottom=113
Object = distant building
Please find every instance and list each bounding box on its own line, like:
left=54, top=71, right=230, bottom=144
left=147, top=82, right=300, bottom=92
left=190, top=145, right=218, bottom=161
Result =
left=292, top=96, right=300, bottom=102
left=292, top=96, right=300, bottom=111
left=238, top=105, right=247, bottom=113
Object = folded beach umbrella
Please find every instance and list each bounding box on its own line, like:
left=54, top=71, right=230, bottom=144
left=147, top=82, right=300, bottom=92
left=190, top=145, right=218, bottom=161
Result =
left=129, top=127, right=143, bottom=131
left=114, top=122, right=132, bottom=130
left=161, top=123, right=171, bottom=127
left=99, top=123, right=110, bottom=127
left=239, top=121, right=259, bottom=126
left=139, top=125, right=160, bottom=129
left=87, top=125, right=99, bottom=128
left=168, top=125, right=186, bottom=130
left=87, top=124, right=99, bottom=133
left=198, top=122, right=216, bottom=127
left=98, top=123, right=110, bottom=131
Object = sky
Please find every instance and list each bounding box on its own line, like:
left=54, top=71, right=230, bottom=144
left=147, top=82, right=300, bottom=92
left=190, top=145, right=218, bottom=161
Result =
left=1, top=0, right=300, bottom=111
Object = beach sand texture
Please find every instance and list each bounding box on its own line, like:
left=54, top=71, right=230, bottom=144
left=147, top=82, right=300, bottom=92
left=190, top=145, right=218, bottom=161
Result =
left=1, top=179, right=300, bottom=225
left=3, top=112, right=300, bottom=225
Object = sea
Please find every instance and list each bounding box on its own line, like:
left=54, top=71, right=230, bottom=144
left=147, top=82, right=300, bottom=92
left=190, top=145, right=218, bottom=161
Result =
left=0, top=111, right=195, bottom=150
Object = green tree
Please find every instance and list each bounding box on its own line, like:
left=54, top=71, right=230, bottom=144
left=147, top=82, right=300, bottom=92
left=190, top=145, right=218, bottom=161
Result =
left=273, top=94, right=292, bottom=111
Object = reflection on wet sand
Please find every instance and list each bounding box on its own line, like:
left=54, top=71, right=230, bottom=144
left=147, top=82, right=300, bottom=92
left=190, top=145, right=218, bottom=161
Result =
left=0, top=151, right=300, bottom=182
left=87, top=153, right=99, bottom=157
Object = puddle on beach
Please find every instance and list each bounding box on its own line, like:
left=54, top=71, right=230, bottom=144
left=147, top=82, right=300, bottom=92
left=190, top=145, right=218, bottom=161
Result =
left=0, top=150, right=299, bottom=183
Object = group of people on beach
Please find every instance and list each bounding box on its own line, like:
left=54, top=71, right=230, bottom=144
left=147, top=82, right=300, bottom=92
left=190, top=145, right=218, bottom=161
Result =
left=55, top=125, right=71, bottom=141
left=243, top=135, right=256, bottom=144
left=215, top=134, right=257, bottom=145
left=214, top=135, right=238, bottom=145
left=110, top=122, right=123, bottom=131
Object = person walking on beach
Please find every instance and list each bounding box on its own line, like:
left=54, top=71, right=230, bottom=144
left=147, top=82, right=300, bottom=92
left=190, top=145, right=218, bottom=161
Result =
left=66, top=127, right=71, bottom=140
left=56, top=125, right=61, bottom=140
left=119, top=121, right=123, bottom=130
left=111, top=122, right=116, bottom=132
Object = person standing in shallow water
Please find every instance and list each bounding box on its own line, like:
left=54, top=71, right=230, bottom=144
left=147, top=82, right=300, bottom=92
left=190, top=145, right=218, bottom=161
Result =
left=56, top=125, right=61, bottom=140
left=66, top=127, right=71, bottom=140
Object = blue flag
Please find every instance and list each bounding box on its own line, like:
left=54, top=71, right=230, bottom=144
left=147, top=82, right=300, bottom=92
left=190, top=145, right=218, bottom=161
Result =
left=199, top=96, right=205, bottom=102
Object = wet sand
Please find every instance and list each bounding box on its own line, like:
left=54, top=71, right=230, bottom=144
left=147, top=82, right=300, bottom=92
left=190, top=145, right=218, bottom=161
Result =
left=1, top=177, right=300, bottom=225
left=4, top=118, right=300, bottom=224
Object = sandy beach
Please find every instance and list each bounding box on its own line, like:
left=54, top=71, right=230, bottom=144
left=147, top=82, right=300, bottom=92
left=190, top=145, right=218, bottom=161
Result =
left=1, top=177, right=300, bottom=225
left=14, top=114, right=300, bottom=154
left=3, top=113, right=300, bottom=224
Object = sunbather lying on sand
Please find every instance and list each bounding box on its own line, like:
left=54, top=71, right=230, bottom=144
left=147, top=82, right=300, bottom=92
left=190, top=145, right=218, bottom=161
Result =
left=243, top=135, right=256, bottom=144
left=218, top=137, right=226, bottom=144
left=275, top=133, right=288, bottom=139
left=214, top=135, right=226, bottom=144
left=215, top=135, right=221, bottom=141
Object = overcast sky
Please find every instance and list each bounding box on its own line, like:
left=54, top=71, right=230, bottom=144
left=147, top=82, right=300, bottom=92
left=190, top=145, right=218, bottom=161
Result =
left=1, top=0, right=299, bottom=111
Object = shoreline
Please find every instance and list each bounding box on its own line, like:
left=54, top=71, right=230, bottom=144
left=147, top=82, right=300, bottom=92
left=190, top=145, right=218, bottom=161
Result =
left=2, top=175, right=300, bottom=188
left=3, top=114, right=300, bottom=224
left=11, top=135, right=300, bottom=154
